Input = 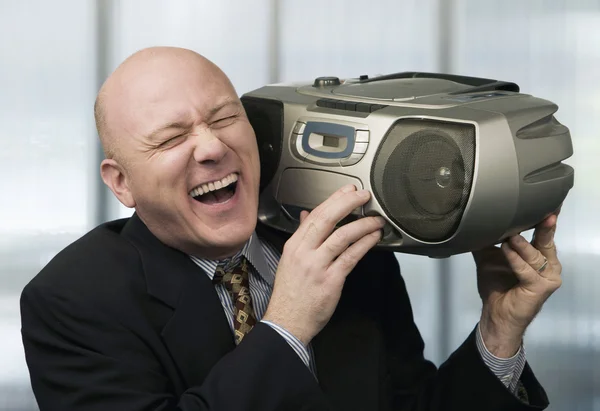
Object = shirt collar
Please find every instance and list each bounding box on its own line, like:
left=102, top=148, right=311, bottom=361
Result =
left=188, top=232, right=274, bottom=286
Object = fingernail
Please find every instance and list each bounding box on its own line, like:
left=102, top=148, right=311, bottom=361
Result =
left=375, top=216, right=386, bottom=226
left=342, top=185, right=356, bottom=193
left=357, top=190, right=370, bottom=198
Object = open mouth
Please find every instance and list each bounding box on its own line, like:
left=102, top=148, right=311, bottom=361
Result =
left=189, top=172, right=238, bottom=205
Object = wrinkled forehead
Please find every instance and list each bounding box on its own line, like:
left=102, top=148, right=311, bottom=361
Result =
left=107, top=56, right=238, bottom=139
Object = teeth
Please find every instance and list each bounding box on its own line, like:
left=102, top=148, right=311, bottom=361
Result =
left=189, top=173, right=238, bottom=197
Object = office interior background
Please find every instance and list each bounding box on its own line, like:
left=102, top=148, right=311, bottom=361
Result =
left=1, top=0, right=599, bottom=409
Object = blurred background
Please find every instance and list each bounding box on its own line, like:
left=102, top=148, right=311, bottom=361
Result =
left=1, top=0, right=598, bottom=409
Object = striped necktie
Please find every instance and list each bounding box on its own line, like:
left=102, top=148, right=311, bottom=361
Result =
left=212, top=256, right=257, bottom=345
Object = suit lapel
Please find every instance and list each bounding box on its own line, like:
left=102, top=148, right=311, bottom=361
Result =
left=122, top=214, right=234, bottom=388
left=256, top=222, right=383, bottom=409
left=121, top=216, right=383, bottom=407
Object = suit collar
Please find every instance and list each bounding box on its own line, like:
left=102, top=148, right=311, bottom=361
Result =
left=188, top=231, right=275, bottom=286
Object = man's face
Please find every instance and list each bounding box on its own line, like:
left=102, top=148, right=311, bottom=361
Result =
left=106, top=54, right=261, bottom=258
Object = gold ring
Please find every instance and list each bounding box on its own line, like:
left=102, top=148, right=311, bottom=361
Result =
left=536, top=257, right=549, bottom=273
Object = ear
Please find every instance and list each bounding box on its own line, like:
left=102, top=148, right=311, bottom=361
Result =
left=100, top=159, right=136, bottom=208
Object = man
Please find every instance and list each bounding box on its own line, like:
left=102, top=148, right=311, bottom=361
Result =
left=21, top=46, right=562, bottom=411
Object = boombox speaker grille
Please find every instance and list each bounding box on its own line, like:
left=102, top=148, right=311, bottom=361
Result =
left=371, top=119, right=476, bottom=242
left=240, top=96, right=284, bottom=192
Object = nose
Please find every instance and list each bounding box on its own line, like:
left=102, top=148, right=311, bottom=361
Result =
left=192, top=128, right=228, bottom=165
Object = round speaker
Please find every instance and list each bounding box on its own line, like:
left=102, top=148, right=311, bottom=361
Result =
left=395, top=133, right=466, bottom=216
left=371, top=119, right=475, bottom=242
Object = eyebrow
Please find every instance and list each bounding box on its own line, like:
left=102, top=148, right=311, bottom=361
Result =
left=207, top=99, right=243, bottom=118
left=146, top=119, right=192, bottom=142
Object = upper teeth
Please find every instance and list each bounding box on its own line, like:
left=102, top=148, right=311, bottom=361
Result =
left=189, top=173, right=238, bottom=197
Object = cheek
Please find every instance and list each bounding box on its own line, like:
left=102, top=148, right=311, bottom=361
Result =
left=129, top=151, right=191, bottom=200
left=234, top=124, right=260, bottom=170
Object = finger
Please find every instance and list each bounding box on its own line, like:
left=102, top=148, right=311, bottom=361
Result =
left=299, top=189, right=372, bottom=249
left=299, top=210, right=309, bottom=224
left=294, top=184, right=356, bottom=231
left=500, top=241, right=538, bottom=285
left=292, top=184, right=357, bottom=243
left=472, top=244, right=501, bottom=265
left=319, top=216, right=386, bottom=260
left=508, top=235, right=549, bottom=274
left=531, top=216, right=558, bottom=263
left=297, top=184, right=354, bottom=226
left=328, top=228, right=382, bottom=280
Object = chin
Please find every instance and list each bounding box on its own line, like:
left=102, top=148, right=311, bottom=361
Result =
left=209, top=215, right=256, bottom=250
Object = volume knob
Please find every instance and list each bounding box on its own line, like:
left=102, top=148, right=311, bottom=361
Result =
left=313, top=76, right=341, bottom=87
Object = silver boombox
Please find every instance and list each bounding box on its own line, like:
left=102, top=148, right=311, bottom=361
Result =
left=241, top=72, right=574, bottom=257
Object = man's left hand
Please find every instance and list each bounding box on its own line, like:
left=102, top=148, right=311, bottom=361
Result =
left=472, top=210, right=562, bottom=358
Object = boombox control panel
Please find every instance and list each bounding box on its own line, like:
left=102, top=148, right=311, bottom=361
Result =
left=290, top=120, right=370, bottom=167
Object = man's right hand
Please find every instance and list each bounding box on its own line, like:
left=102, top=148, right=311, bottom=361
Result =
left=262, top=184, right=385, bottom=346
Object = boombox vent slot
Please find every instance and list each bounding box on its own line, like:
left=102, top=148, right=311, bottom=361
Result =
left=316, top=98, right=388, bottom=113
left=370, top=118, right=476, bottom=242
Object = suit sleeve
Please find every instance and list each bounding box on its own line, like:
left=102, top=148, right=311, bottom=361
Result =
left=375, top=252, right=550, bottom=411
left=20, top=284, right=331, bottom=411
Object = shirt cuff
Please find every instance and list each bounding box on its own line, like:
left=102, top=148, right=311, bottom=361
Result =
left=475, top=322, right=527, bottom=395
left=261, top=320, right=311, bottom=369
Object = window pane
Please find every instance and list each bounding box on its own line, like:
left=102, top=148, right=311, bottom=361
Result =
left=449, top=2, right=600, bottom=409
left=0, top=1, right=97, bottom=409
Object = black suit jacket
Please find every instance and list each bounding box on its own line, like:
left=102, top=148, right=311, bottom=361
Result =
left=21, top=213, right=549, bottom=411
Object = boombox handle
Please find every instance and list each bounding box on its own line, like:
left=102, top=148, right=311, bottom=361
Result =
left=359, top=71, right=520, bottom=94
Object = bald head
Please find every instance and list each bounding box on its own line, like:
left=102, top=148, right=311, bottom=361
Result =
left=96, top=46, right=261, bottom=260
left=94, top=47, right=235, bottom=165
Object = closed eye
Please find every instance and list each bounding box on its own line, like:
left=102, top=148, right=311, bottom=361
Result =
left=211, top=115, right=237, bottom=129
left=157, top=134, right=186, bottom=148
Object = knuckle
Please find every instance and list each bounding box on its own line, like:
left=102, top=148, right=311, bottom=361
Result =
left=539, top=239, right=555, bottom=251
left=337, top=250, right=358, bottom=270
left=331, top=227, right=349, bottom=245
left=554, top=261, right=563, bottom=274
left=546, top=278, right=562, bottom=293
left=303, top=222, right=319, bottom=239
left=513, top=259, right=530, bottom=274
left=531, top=253, right=546, bottom=267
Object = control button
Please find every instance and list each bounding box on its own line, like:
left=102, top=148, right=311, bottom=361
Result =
left=355, top=130, right=369, bottom=143
left=353, top=142, right=369, bottom=154
left=316, top=98, right=336, bottom=108
left=289, top=134, right=303, bottom=159
left=356, top=103, right=371, bottom=113
left=313, top=76, right=341, bottom=87
left=340, top=153, right=364, bottom=167
left=334, top=101, right=346, bottom=110
left=369, top=104, right=387, bottom=112
left=304, top=153, right=339, bottom=166
left=359, top=74, right=369, bottom=80
left=292, top=122, right=306, bottom=135
left=344, top=101, right=358, bottom=111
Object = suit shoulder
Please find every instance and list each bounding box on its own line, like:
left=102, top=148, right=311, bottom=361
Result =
left=23, top=218, right=143, bottom=303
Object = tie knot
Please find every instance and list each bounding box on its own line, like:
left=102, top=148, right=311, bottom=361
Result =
left=213, top=256, right=249, bottom=288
